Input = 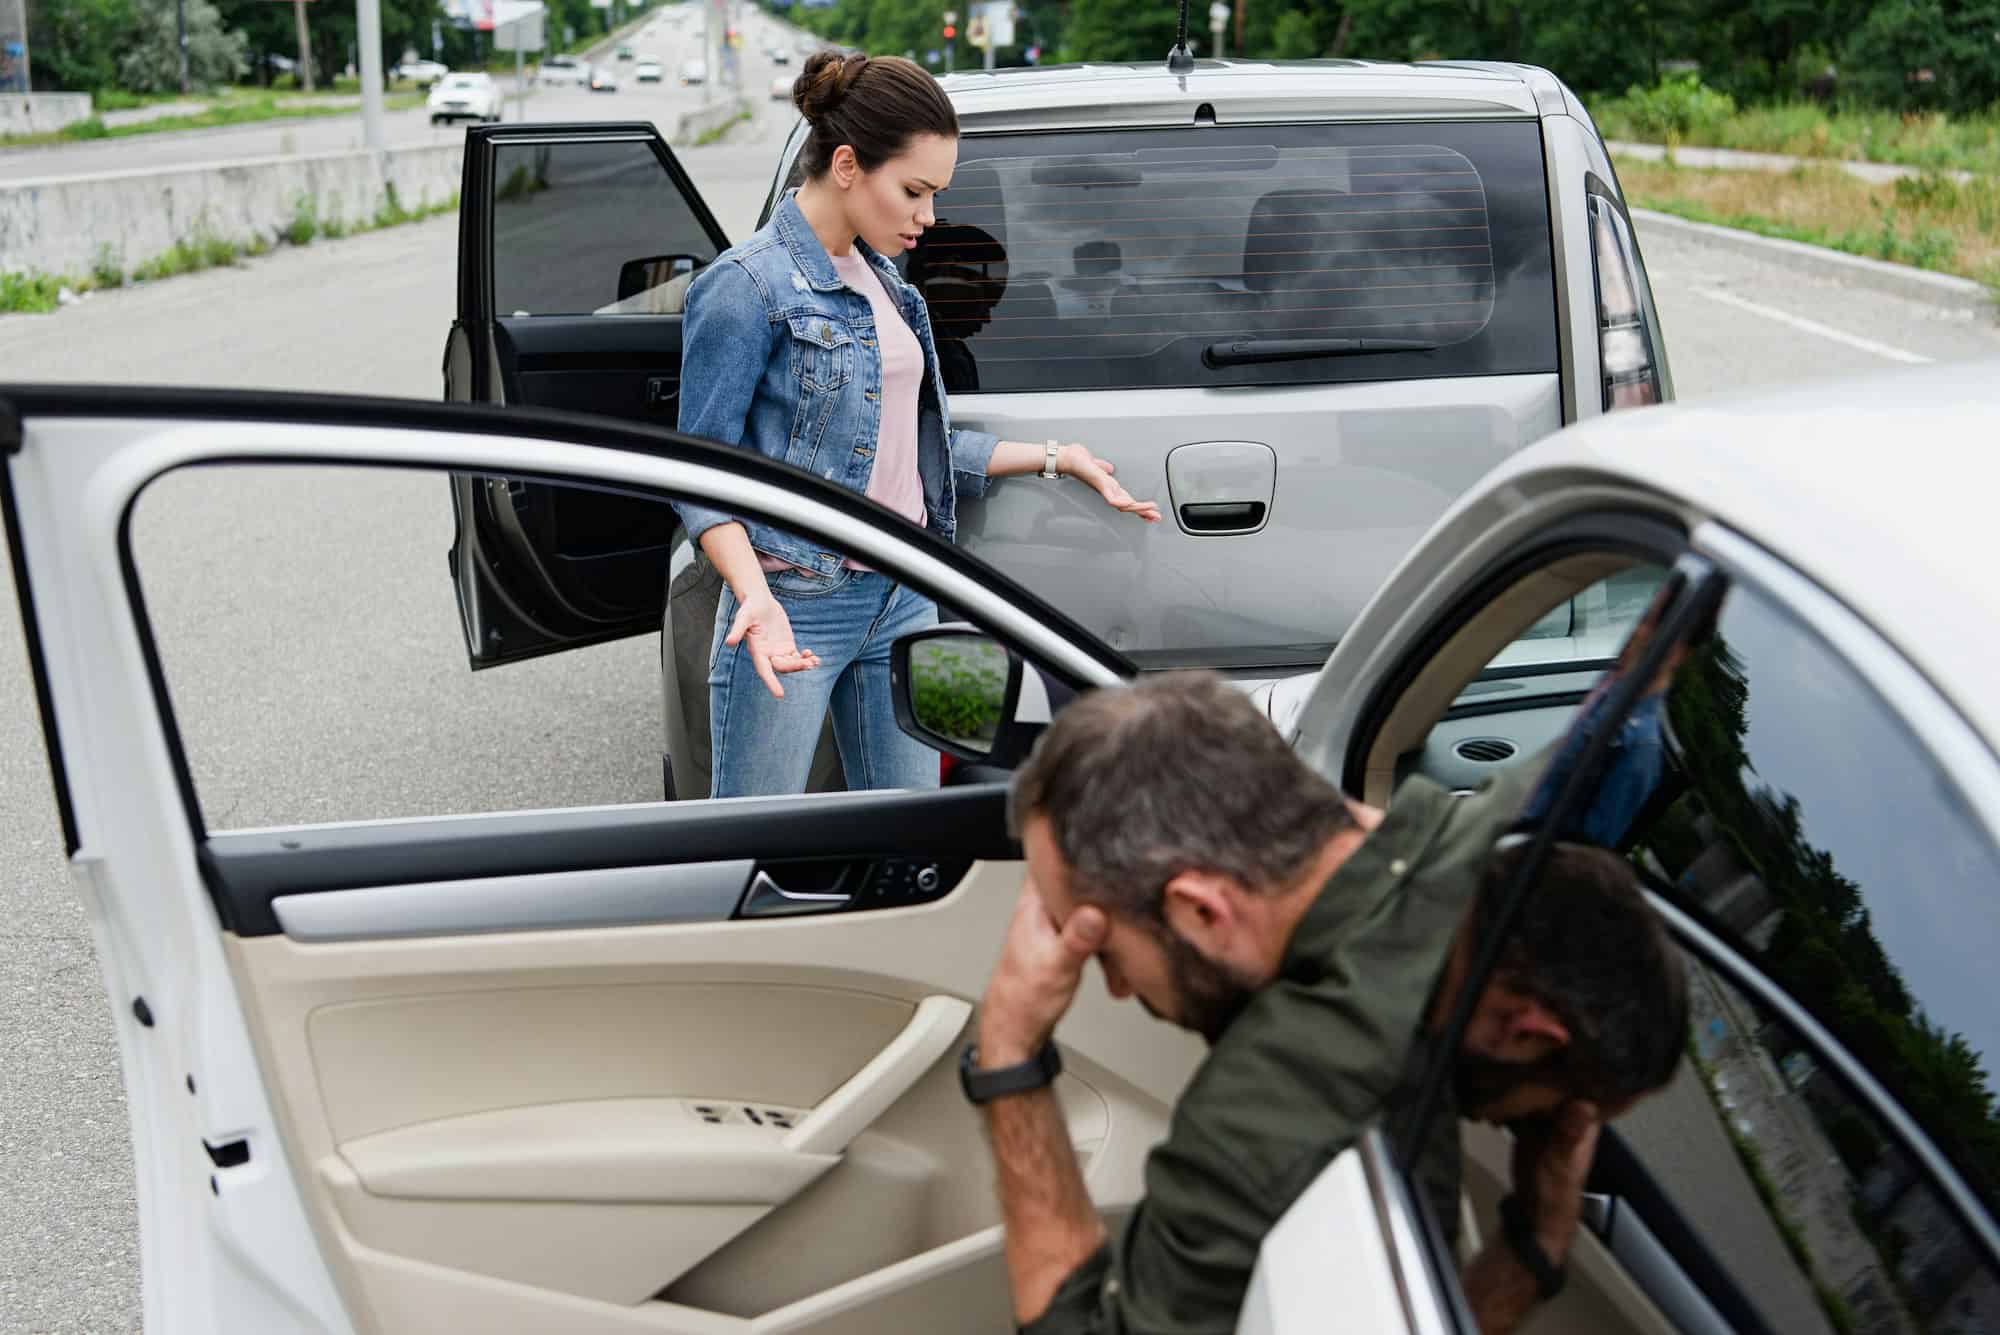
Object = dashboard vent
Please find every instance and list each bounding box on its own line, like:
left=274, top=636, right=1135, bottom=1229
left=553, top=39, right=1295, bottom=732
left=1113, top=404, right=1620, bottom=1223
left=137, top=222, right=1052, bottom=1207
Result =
left=1454, top=737, right=1517, bottom=764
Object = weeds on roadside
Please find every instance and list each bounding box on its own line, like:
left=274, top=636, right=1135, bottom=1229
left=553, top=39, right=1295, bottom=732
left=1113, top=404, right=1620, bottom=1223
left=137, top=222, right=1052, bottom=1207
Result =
left=0, top=271, right=66, bottom=314
left=91, top=244, right=126, bottom=290
left=285, top=194, right=321, bottom=247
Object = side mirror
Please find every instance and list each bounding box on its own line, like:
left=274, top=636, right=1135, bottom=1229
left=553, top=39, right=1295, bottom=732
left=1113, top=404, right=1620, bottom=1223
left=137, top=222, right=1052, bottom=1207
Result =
left=617, top=253, right=704, bottom=302
left=891, top=627, right=1036, bottom=766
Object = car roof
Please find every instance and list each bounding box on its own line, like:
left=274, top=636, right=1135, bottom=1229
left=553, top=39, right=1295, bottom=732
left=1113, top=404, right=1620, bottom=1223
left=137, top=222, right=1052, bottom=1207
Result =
left=1498, top=359, right=2000, bottom=748
left=939, top=58, right=1555, bottom=131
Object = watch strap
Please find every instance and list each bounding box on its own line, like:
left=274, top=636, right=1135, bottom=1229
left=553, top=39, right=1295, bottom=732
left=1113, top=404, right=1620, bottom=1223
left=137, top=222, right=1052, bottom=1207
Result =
left=1040, top=439, right=1063, bottom=479
left=959, top=1041, right=1063, bottom=1104
left=1497, top=1193, right=1567, bottom=1299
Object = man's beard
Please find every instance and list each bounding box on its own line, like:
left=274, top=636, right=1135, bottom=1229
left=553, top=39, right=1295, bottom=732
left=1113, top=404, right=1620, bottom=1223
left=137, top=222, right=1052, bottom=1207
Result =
left=1146, top=919, right=1260, bottom=1043
left=1452, top=1050, right=1565, bottom=1120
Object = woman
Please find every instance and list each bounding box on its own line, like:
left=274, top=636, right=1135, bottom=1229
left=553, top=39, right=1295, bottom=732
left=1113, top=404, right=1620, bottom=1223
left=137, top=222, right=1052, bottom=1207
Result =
left=675, top=51, right=1157, bottom=799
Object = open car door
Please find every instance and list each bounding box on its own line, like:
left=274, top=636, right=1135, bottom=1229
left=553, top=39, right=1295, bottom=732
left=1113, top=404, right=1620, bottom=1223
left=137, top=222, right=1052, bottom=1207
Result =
left=1, top=387, right=1217, bottom=1335
left=443, top=122, right=730, bottom=669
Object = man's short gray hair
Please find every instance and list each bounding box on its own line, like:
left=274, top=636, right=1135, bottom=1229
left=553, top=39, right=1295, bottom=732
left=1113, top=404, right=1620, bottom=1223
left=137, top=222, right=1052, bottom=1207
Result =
left=1008, top=672, right=1353, bottom=919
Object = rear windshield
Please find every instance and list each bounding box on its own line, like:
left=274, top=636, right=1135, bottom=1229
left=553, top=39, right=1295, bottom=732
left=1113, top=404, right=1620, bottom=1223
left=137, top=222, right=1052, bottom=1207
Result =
left=905, top=120, right=1557, bottom=393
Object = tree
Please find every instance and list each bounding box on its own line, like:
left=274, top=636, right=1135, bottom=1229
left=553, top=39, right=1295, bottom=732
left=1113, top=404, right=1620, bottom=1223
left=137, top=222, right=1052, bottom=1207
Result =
left=1842, top=0, right=2000, bottom=114
left=25, top=0, right=137, bottom=91
left=117, top=0, right=246, bottom=90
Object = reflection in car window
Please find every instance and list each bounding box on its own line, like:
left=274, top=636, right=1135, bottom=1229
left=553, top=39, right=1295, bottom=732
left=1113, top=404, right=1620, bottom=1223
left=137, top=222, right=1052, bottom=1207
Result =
left=492, top=140, right=719, bottom=318
left=1627, top=585, right=2000, bottom=1223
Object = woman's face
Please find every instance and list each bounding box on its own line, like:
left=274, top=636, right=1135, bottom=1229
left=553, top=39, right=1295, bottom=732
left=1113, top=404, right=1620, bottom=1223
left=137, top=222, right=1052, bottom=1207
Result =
left=841, top=132, right=959, bottom=256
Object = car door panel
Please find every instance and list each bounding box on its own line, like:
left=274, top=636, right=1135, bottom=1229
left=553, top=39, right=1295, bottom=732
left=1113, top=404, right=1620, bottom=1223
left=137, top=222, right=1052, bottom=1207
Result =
left=2, top=396, right=1185, bottom=1335
left=450, top=123, right=730, bottom=671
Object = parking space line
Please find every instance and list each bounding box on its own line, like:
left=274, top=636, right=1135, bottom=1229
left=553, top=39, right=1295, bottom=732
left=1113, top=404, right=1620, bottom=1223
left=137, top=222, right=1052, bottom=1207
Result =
left=1694, top=287, right=1931, bottom=365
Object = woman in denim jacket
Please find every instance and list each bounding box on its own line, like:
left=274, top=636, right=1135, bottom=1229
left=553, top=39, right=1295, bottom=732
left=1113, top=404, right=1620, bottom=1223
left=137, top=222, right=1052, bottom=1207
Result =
left=676, top=52, right=1158, bottom=798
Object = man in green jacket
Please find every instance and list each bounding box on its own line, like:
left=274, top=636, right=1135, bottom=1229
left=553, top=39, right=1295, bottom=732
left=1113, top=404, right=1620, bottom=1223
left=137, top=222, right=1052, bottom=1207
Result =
left=963, top=672, right=1686, bottom=1335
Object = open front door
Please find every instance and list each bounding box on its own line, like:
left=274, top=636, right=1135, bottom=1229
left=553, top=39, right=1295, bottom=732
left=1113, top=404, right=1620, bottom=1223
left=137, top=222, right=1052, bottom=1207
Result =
left=2, top=389, right=1191, bottom=1335
left=445, top=122, right=732, bottom=669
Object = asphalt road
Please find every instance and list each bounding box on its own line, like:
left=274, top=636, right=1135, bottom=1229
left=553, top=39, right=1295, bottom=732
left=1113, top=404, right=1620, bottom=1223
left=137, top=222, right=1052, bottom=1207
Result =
left=1, top=79, right=1998, bottom=1332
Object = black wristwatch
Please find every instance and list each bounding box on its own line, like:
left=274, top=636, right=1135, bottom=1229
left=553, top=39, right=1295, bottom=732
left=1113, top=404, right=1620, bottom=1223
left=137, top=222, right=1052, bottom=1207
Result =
left=1497, top=1194, right=1567, bottom=1300
left=958, top=1041, right=1062, bottom=1105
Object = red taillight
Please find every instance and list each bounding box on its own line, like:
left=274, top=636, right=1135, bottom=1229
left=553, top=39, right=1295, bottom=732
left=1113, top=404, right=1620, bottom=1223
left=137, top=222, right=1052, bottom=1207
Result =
left=1588, top=197, right=1663, bottom=411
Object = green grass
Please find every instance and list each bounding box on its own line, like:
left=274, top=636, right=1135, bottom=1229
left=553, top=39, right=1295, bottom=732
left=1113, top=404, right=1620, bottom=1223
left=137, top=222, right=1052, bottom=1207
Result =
left=1594, top=94, right=2000, bottom=177
left=692, top=109, right=752, bottom=147
left=0, top=187, right=459, bottom=314
left=0, top=92, right=426, bottom=147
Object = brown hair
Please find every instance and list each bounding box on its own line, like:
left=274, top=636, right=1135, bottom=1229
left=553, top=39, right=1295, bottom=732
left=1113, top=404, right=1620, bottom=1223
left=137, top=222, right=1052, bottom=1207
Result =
left=792, top=51, right=958, bottom=179
left=1008, top=672, right=1354, bottom=920
left=1477, top=841, right=1689, bottom=1105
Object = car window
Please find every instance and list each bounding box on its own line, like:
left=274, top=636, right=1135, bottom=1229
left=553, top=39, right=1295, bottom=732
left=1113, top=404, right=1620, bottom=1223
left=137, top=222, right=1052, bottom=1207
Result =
left=904, top=120, right=1557, bottom=394
left=1614, top=952, right=2000, bottom=1335
left=1625, top=582, right=2000, bottom=1226
left=491, top=140, right=719, bottom=319
left=127, top=463, right=1053, bottom=829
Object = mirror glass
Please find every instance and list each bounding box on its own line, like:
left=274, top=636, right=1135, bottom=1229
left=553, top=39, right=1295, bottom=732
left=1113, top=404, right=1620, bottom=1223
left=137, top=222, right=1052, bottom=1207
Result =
left=908, top=635, right=1011, bottom=756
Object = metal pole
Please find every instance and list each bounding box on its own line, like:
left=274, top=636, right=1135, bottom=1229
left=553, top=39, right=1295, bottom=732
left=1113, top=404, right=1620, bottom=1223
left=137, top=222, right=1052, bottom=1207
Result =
left=514, top=36, right=523, bottom=121
left=357, top=0, right=385, bottom=150
left=293, top=0, right=313, bottom=92
left=176, top=0, right=189, bottom=92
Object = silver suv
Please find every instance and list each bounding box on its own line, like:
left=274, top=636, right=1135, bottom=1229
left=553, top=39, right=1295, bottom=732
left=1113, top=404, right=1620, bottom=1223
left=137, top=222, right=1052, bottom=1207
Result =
left=442, top=59, right=1672, bottom=797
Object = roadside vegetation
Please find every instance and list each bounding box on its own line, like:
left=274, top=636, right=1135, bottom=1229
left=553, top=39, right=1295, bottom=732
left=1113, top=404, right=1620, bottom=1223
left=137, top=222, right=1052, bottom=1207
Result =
left=1616, top=155, right=2000, bottom=293
left=0, top=185, right=456, bottom=315
left=1, top=89, right=427, bottom=148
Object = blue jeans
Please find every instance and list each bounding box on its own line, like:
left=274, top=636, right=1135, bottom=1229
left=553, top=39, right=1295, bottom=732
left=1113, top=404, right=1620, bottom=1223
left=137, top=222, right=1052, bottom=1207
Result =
left=709, top=568, right=941, bottom=798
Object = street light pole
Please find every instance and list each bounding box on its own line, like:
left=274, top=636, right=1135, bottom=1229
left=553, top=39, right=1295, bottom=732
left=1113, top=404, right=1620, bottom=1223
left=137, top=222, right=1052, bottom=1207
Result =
left=357, top=0, right=385, bottom=151
left=176, top=0, right=188, bottom=93
left=1208, top=0, right=1227, bottom=59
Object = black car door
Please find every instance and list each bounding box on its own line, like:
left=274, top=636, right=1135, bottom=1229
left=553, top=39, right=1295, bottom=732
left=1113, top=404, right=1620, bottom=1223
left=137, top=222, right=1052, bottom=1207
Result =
left=443, top=121, right=731, bottom=668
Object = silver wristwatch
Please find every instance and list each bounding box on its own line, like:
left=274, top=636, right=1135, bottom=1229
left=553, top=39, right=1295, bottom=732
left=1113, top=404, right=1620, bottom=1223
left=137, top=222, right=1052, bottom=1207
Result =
left=1039, top=439, right=1063, bottom=480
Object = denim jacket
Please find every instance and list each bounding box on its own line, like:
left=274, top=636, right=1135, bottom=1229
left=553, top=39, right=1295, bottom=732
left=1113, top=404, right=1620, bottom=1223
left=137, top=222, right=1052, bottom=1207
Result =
left=673, top=194, right=1000, bottom=574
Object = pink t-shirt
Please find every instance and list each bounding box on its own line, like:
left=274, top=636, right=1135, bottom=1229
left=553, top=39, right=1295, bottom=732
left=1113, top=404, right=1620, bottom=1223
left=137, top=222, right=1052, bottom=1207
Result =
left=760, top=249, right=926, bottom=574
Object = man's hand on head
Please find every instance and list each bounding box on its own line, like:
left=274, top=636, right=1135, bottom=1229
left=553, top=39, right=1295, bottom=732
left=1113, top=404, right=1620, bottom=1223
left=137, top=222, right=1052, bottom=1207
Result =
left=979, top=882, right=1107, bottom=1065
left=1509, top=1099, right=1602, bottom=1264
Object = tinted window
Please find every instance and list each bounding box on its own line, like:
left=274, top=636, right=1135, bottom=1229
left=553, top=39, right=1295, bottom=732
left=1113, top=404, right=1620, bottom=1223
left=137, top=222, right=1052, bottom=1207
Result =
left=906, top=120, right=1557, bottom=393
left=492, top=139, right=719, bottom=317
left=1615, top=958, right=2000, bottom=1335
left=1624, top=583, right=2000, bottom=1225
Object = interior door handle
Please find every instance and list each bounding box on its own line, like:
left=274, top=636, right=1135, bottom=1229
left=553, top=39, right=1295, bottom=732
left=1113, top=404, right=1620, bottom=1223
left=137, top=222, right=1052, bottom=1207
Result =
left=782, top=995, right=972, bottom=1156
left=739, top=869, right=851, bottom=917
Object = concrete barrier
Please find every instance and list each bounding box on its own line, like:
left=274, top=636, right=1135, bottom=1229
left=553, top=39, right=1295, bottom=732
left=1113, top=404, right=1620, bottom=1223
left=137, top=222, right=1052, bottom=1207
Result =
left=673, top=96, right=749, bottom=147
left=0, top=141, right=464, bottom=277
left=0, top=93, right=93, bottom=136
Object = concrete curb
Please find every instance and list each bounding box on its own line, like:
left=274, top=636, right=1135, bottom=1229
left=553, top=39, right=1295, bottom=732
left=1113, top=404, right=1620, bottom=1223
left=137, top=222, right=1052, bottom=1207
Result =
left=673, top=97, right=749, bottom=147
left=1629, top=207, right=1993, bottom=314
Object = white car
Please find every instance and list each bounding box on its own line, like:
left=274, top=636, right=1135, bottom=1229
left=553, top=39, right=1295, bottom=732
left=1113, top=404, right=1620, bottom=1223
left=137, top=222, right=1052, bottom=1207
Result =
left=426, top=71, right=501, bottom=124
left=5, top=358, right=1997, bottom=1332
left=679, top=56, right=706, bottom=84
left=634, top=56, right=664, bottom=82
left=769, top=72, right=793, bottom=101
left=395, top=58, right=449, bottom=87
left=535, top=54, right=588, bottom=86
left=587, top=64, right=619, bottom=92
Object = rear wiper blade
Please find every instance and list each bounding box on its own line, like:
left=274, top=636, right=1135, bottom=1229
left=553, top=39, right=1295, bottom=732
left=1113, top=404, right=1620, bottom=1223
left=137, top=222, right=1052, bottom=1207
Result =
left=1202, top=337, right=1439, bottom=368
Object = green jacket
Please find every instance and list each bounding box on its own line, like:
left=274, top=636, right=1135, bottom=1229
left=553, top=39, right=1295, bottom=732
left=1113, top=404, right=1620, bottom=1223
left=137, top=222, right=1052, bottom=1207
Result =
left=1023, top=768, right=1534, bottom=1335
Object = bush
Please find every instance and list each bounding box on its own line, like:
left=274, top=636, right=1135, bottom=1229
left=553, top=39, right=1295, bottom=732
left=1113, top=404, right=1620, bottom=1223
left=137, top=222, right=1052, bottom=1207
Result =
left=910, top=645, right=1009, bottom=744
left=117, top=0, right=247, bottom=93
left=1621, top=73, right=1737, bottom=141
left=91, top=245, right=125, bottom=289
left=63, top=116, right=111, bottom=140
left=284, top=194, right=320, bottom=247
left=0, top=271, right=67, bottom=314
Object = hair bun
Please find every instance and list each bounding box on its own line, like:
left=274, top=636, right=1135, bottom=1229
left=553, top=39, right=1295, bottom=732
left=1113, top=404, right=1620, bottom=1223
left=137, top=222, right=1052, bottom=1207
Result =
left=795, top=49, right=868, bottom=123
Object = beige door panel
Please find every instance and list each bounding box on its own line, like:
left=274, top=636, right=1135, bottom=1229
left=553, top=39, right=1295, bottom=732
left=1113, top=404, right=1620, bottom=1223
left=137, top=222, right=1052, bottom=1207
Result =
left=1459, top=1122, right=1675, bottom=1335
left=227, top=860, right=1198, bottom=1333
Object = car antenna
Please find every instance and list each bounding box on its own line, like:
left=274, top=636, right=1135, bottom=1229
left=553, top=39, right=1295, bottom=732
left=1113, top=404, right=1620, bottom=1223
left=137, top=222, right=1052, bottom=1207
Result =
left=1165, top=0, right=1195, bottom=73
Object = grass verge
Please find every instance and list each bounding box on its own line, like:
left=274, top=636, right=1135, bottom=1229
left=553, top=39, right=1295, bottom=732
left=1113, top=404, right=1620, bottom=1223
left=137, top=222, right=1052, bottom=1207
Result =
left=0, top=185, right=457, bottom=314
left=1616, top=155, right=2000, bottom=295
left=691, top=108, right=752, bottom=147
left=1594, top=98, right=2000, bottom=178
left=0, top=92, right=427, bottom=148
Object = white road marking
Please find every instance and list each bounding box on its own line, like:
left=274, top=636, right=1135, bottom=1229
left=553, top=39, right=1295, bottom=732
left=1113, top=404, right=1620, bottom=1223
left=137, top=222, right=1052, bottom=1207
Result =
left=1694, top=286, right=1931, bottom=365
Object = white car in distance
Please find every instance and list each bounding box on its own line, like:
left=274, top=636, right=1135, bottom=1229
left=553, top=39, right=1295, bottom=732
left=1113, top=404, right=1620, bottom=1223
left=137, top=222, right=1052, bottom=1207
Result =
left=635, top=55, right=664, bottom=82
left=679, top=57, right=706, bottom=85
left=427, top=72, right=501, bottom=125
left=395, top=58, right=449, bottom=86
left=535, top=54, right=589, bottom=86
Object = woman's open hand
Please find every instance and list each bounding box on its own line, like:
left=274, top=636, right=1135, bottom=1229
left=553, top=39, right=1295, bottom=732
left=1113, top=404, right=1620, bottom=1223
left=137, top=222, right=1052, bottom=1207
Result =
left=1058, top=445, right=1162, bottom=524
left=726, top=592, right=821, bottom=699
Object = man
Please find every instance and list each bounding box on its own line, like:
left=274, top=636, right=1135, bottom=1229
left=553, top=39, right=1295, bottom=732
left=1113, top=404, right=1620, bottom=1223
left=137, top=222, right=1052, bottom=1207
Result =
left=964, top=672, right=1687, bottom=1334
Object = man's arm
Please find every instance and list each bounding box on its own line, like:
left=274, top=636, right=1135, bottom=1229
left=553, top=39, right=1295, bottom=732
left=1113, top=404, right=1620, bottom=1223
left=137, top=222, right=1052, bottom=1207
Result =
left=975, top=886, right=1110, bottom=1324
left=1462, top=1100, right=1602, bottom=1335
